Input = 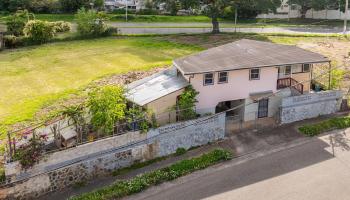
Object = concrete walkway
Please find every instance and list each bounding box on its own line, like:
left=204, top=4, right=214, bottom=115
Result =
left=39, top=113, right=346, bottom=200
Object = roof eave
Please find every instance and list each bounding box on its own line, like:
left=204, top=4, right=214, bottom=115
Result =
left=180, top=59, right=331, bottom=75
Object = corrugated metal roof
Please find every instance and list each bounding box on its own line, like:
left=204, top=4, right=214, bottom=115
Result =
left=126, top=68, right=189, bottom=106
left=174, top=39, right=330, bottom=75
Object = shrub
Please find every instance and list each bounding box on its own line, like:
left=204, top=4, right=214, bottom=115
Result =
left=51, top=21, right=72, bottom=33
left=299, top=116, right=350, bottom=136
left=136, top=9, right=159, bottom=15
left=75, top=8, right=110, bottom=38
left=3, top=35, right=24, bottom=48
left=70, top=149, right=232, bottom=200
left=177, top=86, right=199, bottom=121
left=23, top=20, right=56, bottom=44
left=175, top=147, right=187, bottom=156
left=13, top=137, right=45, bottom=169
left=88, top=85, right=127, bottom=135
left=0, top=167, right=5, bottom=183
left=110, top=9, right=136, bottom=15
left=6, top=10, right=35, bottom=36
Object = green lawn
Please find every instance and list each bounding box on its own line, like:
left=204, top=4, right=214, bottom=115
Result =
left=0, top=37, right=201, bottom=128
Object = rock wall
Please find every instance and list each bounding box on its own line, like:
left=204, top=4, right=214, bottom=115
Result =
left=280, top=90, right=343, bottom=124
left=0, top=113, right=226, bottom=200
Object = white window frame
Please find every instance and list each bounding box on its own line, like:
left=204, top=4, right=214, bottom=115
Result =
left=203, top=73, right=214, bottom=86
left=218, top=71, right=228, bottom=84
left=250, top=68, right=260, bottom=80
left=303, top=64, right=311, bottom=72
left=285, top=65, right=292, bottom=75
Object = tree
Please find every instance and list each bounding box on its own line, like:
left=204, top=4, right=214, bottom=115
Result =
left=203, top=0, right=234, bottom=33
left=0, top=0, right=30, bottom=12
left=340, top=0, right=350, bottom=12
left=88, top=85, right=127, bottom=135
left=23, top=20, right=56, bottom=43
left=177, top=86, right=199, bottom=121
left=28, top=0, right=60, bottom=13
left=203, top=0, right=281, bottom=33
left=59, top=0, right=90, bottom=13
left=163, top=0, right=181, bottom=15
left=6, top=10, right=35, bottom=36
left=75, top=7, right=109, bottom=37
left=179, top=0, right=200, bottom=10
left=288, top=0, right=339, bottom=18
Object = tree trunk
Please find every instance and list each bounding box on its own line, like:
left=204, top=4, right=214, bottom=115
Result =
left=212, top=17, right=220, bottom=34
left=300, top=6, right=308, bottom=19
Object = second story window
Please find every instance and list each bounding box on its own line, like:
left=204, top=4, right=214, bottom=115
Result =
left=285, top=65, right=291, bottom=75
left=303, top=64, right=311, bottom=72
left=218, top=71, right=228, bottom=83
left=250, top=68, right=260, bottom=80
left=204, top=73, right=214, bottom=85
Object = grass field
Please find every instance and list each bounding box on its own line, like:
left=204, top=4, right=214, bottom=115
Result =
left=0, top=37, right=202, bottom=128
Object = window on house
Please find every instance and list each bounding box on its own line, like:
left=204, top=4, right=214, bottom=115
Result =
left=303, top=64, right=311, bottom=72
left=285, top=65, right=291, bottom=75
left=250, top=69, right=260, bottom=80
left=204, top=73, right=214, bottom=85
left=218, top=71, right=228, bottom=83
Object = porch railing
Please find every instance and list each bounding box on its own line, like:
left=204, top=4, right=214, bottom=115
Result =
left=277, top=77, right=304, bottom=94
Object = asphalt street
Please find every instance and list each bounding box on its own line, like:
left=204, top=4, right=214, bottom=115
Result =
left=124, top=129, right=350, bottom=200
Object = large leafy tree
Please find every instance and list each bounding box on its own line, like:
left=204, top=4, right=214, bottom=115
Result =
left=288, top=0, right=340, bottom=18
left=203, top=0, right=281, bottom=33
left=0, top=0, right=30, bottom=12
left=203, top=0, right=233, bottom=34
left=179, top=0, right=201, bottom=10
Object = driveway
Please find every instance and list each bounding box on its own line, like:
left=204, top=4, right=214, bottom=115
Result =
left=124, top=128, right=350, bottom=200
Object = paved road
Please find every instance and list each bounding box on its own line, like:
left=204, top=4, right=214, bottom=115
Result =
left=107, top=22, right=347, bottom=35
left=125, top=129, right=350, bottom=200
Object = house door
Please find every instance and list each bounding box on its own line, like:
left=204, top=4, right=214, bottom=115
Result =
left=258, top=99, right=269, bottom=118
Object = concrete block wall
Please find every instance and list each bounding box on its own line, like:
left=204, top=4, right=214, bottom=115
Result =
left=280, top=90, right=343, bottom=124
left=0, top=113, right=226, bottom=200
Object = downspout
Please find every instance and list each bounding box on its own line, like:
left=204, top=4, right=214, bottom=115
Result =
left=188, top=74, right=194, bottom=84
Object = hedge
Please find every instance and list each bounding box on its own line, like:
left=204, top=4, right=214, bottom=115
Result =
left=70, top=149, right=232, bottom=200
left=299, top=116, right=350, bottom=136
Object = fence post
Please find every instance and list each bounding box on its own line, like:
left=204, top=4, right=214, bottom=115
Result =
left=7, top=131, right=12, bottom=161
left=254, top=111, right=258, bottom=132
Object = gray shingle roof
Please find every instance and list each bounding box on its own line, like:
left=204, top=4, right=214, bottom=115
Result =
left=126, top=68, right=189, bottom=106
left=174, top=39, right=330, bottom=75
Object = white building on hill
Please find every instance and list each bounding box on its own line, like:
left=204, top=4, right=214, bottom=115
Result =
left=257, top=0, right=350, bottom=20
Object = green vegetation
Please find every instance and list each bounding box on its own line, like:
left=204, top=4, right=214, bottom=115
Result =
left=299, top=116, right=350, bottom=136
left=23, top=20, right=56, bottom=43
left=0, top=37, right=202, bottom=132
left=112, top=156, right=168, bottom=177
left=75, top=8, right=110, bottom=38
left=70, top=149, right=232, bottom=200
left=0, top=167, right=5, bottom=183
left=88, top=85, right=127, bottom=135
left=175, top=147, right=187, bottom=156
left=177, top=86, right=199, bottom=121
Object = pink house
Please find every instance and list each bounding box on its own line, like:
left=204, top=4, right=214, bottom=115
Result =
left=127, top=39, right=330, bottom=123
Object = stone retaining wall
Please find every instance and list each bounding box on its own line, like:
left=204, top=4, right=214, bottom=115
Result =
left=280, top=90, right=343, bottom=124
left=0, top=113, right=226, bottom=199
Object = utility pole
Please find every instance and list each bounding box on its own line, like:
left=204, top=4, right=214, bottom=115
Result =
left=234, top=6, right=238, bottom=32
left=344, top=0, right=349, bottom=35
left=125, top=0, right=128, bottom=22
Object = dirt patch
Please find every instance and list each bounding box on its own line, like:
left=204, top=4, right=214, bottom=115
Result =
left=94, top=67, right=165, bottom=86
left=161, top=33, right=269, bottom=49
